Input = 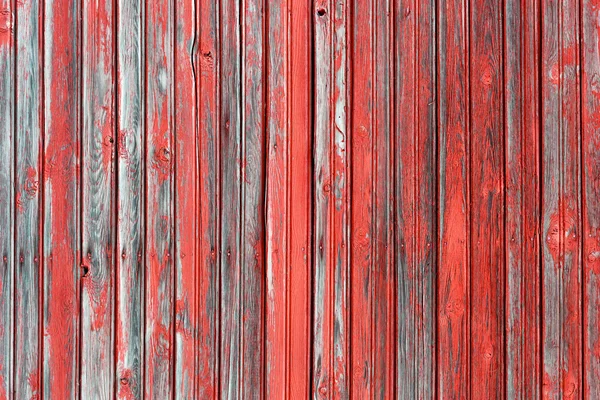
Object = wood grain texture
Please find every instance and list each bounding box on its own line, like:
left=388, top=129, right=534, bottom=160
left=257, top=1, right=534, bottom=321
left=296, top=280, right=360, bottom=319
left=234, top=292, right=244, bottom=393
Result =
left=0, top=0, right=13, bottom=397
left=116, top=0, right=145, bottom=398
left=14, top=0, right=41, bottom=397
left=4, top=1, right=600, bottom=398
left=542, top=0, right=583, bottom=398
left=80, top=0, right=116, bottom=397
left=505, top=0, right=542, bottom=398
left=144, top=0, right=175, bottom=397
left=583, top=0, right=600, bottom=397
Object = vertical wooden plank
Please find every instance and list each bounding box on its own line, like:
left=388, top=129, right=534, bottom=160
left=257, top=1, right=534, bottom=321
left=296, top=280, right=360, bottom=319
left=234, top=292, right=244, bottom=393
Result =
left=42, top=0, right=81, bottom=396
left=174, top=0, right=198, bottom=395
left=197, top=0, right=219, bottom=396
left=373, top=0, right=395, bottom=397
left=350, top=0, right=374, bottom=395
left=14, top=0, right=42, bottom=397
left=394, top=0, right=437, bottom=397
left=541, top=0, right=583, bottom=397
left=115, top=0, right=145, bottom=397
left=469, top=0, right=505, bottom=397
left=313, top=0, right=350, bottom=397
left=350, top=0, right=374, bottom=396
left=436, top=0, right=470, bottom=396
left=265, top=0, right=289, bottom=396
left=583, top=0, right=600, bottom=396
left=0, top=0, right=13, bottom=396
left=240, top=0, right=266, bottom=396
left=288, top=1, right=312, bottom=396
left=219, top=0, right=243, bottom=396
left=144, top=0, right=175, bottom=396
left=80, top=0, right=116, bottom=396
left=505, top=0, right=542, bottom=397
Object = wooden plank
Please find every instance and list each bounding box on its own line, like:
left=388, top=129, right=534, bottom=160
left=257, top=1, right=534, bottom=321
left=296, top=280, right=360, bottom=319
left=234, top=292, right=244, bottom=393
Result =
left=504, top=0, right=542, bottom=397
left=469, top=0, right=505, bottom=397
left=288, top=1, right=312, bottom=396
left=350, top=0, right=374, bottom=396
left=373, top=0, right=395, bottom=397
left=174, top=0, right=198, bottom=395
left=312, top=0, right=350, bottom=397
left=436, top=0, right=470, bottom=397
left=144, top=0, right=175, bottom=397
left=583, top=0, right=600, bottom=397
left=541, top=0, right=583, bottom=397
left=14, top=0, right=42, bottom=397
left=265, top=0, right=289, bottom=396
left=219, top=0, right=243, bottom=397
left=0, top=0, right=13, bottom=397
left=115, top=0, right=145, bottom=397
left=80, top=0, right=116, bottom=396
left=394, top=0, right=437, bottom=397
left=240, top=0, right=266, bottom=396
left=42, top=0, right=81, bottom=397
left=197, top=0, right=219, bottom=396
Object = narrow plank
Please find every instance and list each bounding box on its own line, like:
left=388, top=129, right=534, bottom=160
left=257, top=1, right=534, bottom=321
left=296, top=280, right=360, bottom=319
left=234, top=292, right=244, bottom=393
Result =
left=350, top=0, right=374, bottom=396
left=0, top=0, right=13, bottom=396
left=240, top=0, right=266, bottom=396
left=436, top=0, right=470, bottom=396
left=541, top=0, right=583, bottom=397
left=288, top=1, right=312, bottom=396
left=219, top=0, right=243, bottom=396
left=14, top=0, right=42, bottom=397
left=312, top=0, right=350, bottom=397
left=469, top=0, right=505, bottom=397
left=394, top=0, right=437, bottom=397
left=373, top=0, right=395, bottom=397
left=265, top=0, right=289, bottom=396
left=115, top=0, right=145, bottom=397
left=583, top=0, right=600, bottom=396
left=42, top=0, right=81, bottom=396
left=174, top=0, right=198, bottom=395
left=197, top=0, right=220, bottom=396
left=80, top=0, right=116, bottom=396
left=144, top=0, right=175, bottom=396
left=504, top=0, right=542, bottom=397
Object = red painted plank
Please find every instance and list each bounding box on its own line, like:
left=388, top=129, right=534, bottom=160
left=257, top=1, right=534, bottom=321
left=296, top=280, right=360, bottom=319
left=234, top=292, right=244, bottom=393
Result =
left=144, top=0, right=175, bottom=397
left=42, top=0, right=81, bottom=396
left=582, top=0, right=600, bottom=396
left=541, top=0, right=583, bottom=397
left=14, top=0, right=42, bottom=397
left=350, top=0, right=374, bottom=396
left=436, top=0, right=470, bottom=397
left=469, top=0, right=505, bottom=397
left=197, top=0, right=219, bottom=396
left=504, top=0, right=542, bottom=397
left=80, top=0, right=116, bottom=396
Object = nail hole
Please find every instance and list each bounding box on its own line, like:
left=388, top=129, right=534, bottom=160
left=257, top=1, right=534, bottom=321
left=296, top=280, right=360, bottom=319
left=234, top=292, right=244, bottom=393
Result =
left=317, top=8, right=326, bottom=16
left=82, top=265, right=90, bottom=277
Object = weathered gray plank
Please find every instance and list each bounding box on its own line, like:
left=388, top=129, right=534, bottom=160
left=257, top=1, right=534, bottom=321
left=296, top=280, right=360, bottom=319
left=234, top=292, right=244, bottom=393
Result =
left=240, top=0, right=266, bottom=397
left=115, top=0, right=145, bottom=397
left=14, top=0, right=41, bottom=397
left=219, top=0, right=243, bottom=397
left=80, top=0, right=116, bottom=397
left=0, top=0, right=14, bottom=397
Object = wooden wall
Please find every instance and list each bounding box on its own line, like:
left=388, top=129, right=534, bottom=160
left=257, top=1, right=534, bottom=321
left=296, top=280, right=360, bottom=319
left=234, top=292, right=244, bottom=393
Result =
left=0, top=0, right=600, bottom=398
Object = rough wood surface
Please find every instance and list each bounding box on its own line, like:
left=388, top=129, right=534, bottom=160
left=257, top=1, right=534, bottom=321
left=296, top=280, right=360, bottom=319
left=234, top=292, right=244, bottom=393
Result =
left=2, top=1, right=600, bottom=398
